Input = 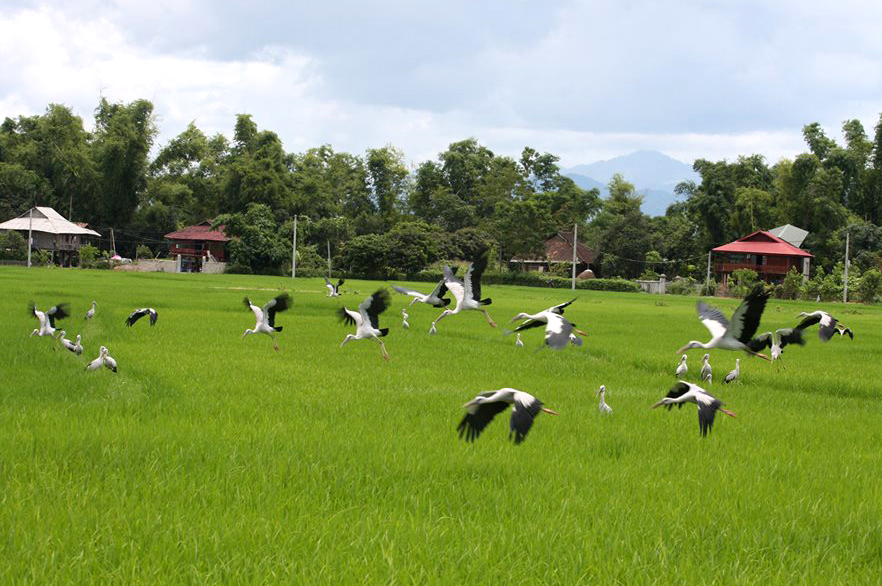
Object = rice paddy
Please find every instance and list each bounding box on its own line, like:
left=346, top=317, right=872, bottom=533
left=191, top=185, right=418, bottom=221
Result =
left=2, top=266, right=882, bottom=584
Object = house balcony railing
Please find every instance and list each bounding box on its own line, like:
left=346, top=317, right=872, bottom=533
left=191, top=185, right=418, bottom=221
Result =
left=714, top=262, right=790, bottom=275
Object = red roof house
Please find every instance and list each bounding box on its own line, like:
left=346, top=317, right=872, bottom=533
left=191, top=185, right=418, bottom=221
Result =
left=164, top=221, right=229, bottom=272
left=712, top=230, right=812, bottom=285
left=510, top=231, right=599, bottom=276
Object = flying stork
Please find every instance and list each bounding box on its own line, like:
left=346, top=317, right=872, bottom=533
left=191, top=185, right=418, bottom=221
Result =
left=85, top=300, right=97, bottom=320
left=700, top=353, right=713, bottom=384
left=325, top=277, right=344, bottom=297
left=29, top=302, right=70, bottom=337
left=723, top=358, right=740, bottom=384
left=675, top=354, right=688, bottom=377
left=339, top=288, right=392, bottom=361
left=796, top=310, right=852, bottom=342
left=651, top=381, right=736, bottom=437
left=125, top=308, right=158, bottom=327
left=242, top=294, right=292, bottom=351
left=392, top=268, right=458, bottom=307
left=430, top=254, right=495, bottom=333
left=86, top=345, right=117, bottom=372
left=676, top=287, right=771, bottom=359
left=508, top=299, right=586, bottom=349
left=747, top=327, right=806, bottom=361
left=457, top=388, right=558, bottom=444
left=597, top=385, right=612, bottom=414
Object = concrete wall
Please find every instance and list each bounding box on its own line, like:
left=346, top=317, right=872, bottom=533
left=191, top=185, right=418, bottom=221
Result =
left=133, top=259, right=178, bottom=273
left=202, top=260, right=227, bottom=274
left=636, top=274, right=667, bottom=294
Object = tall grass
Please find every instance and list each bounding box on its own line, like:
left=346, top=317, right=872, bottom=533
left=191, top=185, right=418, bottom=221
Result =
left=1, top=267, right=881, bottom=584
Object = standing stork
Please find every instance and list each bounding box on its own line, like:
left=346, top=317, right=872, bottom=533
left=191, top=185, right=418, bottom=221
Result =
left=597, top=385, right=612, bottom=414
left=430, top=254, right=495, bottom=332
left=86, top=345, right=117, bottom=372
left=58, top=331, right=83, bottom=355
left=339, top=288, right=392, bottom=361
left=675, top=354, right=688, bottom=377
left=651, top=381, right=736, bottom=437
left=85, top=300, right=97, bottom=320
left=457, top=388, right=558, bottom=444
left=325, top=277, right=344, bottom=297
left=242, top=294, right=292, bottom=351
left=723, top=359, right=740, bottom=384
left=401, top=308, right=410, bottom=330
left=392, top=268, right=458, bottom=307
left=796, top=310, right=851, bottom=342
left=700, top=354, right=713, bottom=384
left=515, top=333, right=524, bottom=347
left=125, top=308, right=158, bottom=327
left=748, top=327, right=806, bottom=362
left=29, top=302, right=70, bottom=337
left=676, top=287, right=771, bottom=359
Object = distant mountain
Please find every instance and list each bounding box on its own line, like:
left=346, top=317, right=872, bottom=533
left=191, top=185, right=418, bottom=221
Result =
left=563, top=150, right=699, bottom=216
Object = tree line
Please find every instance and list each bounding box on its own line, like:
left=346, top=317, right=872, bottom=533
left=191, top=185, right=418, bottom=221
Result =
left=2, top=98, right=882, bottom=280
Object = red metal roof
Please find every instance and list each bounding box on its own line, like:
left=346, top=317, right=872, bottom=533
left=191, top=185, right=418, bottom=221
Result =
left=165, top=221, right=229, bottom=242
left=713, top=231, right=812, bottom=257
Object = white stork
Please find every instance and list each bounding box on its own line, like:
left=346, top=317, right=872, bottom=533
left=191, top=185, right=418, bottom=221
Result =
left=597, top=385, right=612, bottom=414
left=29, top=302, right=70, bottom=337
left=515, top=333, right=524, bottom=347
left=242, top=294, right=292, bottom=351
left=676, top=287, right=771, bottom=360
left=675, top=354, right=688, bottom=377
left=748, top=327, right=806, bottom=361
left=392, top=268, right=457, bottom=307
left=125, top=308, right=158, bottom=327
left=430, top=255, right=495, bottom=332
left=86, top=345, right=117, bottom=372
left=651, top=381, right=736, bottom=437
left=700, top=353, right=713, bottom=384
left=508, top=299, right=586, bottom=349
left=401, top=308, right=410, bottom=330
left=723, top=358, right=740, bottom=384
left=58, top=331, right=83, bottom=355
left=325, top=277, right=344, bottom=297
left=85, top=300, right=97, bottom=320
left=457, top=388, right=558, bottom=444
left=796, top=310, right=852, bottom=342
left=339, top=288, right=391, bottom=361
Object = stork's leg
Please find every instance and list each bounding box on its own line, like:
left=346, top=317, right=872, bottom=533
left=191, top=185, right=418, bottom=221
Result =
left=374, top=336, right=390, bottom=362
left=481, top=309, right=496, bottom=328
left=272, top=333, right=280, bottom=352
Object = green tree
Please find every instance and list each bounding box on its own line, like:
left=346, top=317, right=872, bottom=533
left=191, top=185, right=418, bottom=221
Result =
left=385, top=221, right=441, bottom=274
left=592, top=174, right=653, bottom=278
left=339, top=234, right=389, bottom=275
left=214, top=203, right=288, bottom=274
left=0, top=230, right=27, bottom=260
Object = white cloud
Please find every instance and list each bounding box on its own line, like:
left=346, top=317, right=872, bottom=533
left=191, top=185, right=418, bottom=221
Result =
left=1, top=1, right=881, bottom=170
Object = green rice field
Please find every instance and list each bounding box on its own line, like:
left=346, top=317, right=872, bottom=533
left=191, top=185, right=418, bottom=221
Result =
left=2, top=266, right=882, bottom=584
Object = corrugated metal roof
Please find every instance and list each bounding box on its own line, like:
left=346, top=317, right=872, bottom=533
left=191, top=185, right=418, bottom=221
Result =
left=0, top=207, right=101, bottom=236
left=713, top=230, right=812, bottom=257
left=165, top=221, right=229, bottom=242
left=769, top=224, right=808, bottom=249
left=511, top=232, right=597, bottom=263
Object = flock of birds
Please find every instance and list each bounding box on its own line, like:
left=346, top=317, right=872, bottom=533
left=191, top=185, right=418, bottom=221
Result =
left=28, top=252, right=855, bottom=444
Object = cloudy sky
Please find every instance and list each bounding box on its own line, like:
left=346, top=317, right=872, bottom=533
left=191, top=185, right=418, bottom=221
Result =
left=2, top=0, right=881, bottom=168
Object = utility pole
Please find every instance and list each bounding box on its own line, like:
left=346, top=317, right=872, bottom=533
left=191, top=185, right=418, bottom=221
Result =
left=110, top=228, right=116, bottom=256
left=327, top=240, right=332, bottom=279
left=571, top=224, right=578, bottom=290
left=27, top=207, right=33, bottom=268
left=705, top=250, right=712, bottom=291
left=842, top=228, right=851, bottom=303
left=291, top=215, right=297, bottom=279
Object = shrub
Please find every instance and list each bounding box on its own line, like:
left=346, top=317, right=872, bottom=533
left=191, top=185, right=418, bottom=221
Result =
left=78, top=244, right=99, bottom=267
left=858, top=268, right=882, bottom=303
left=136, top=244, right=153, bottom=259
left=781, top=268, right=803, bottom=300
left=700, top=278, right=717, bottom=296
left=0, top=230, right=27, bottom=260
left=730, top=268, right=758, bottom=297
left=668, top=277, right=697, bottom=296
left=32, top=249, right=51, bottom=266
